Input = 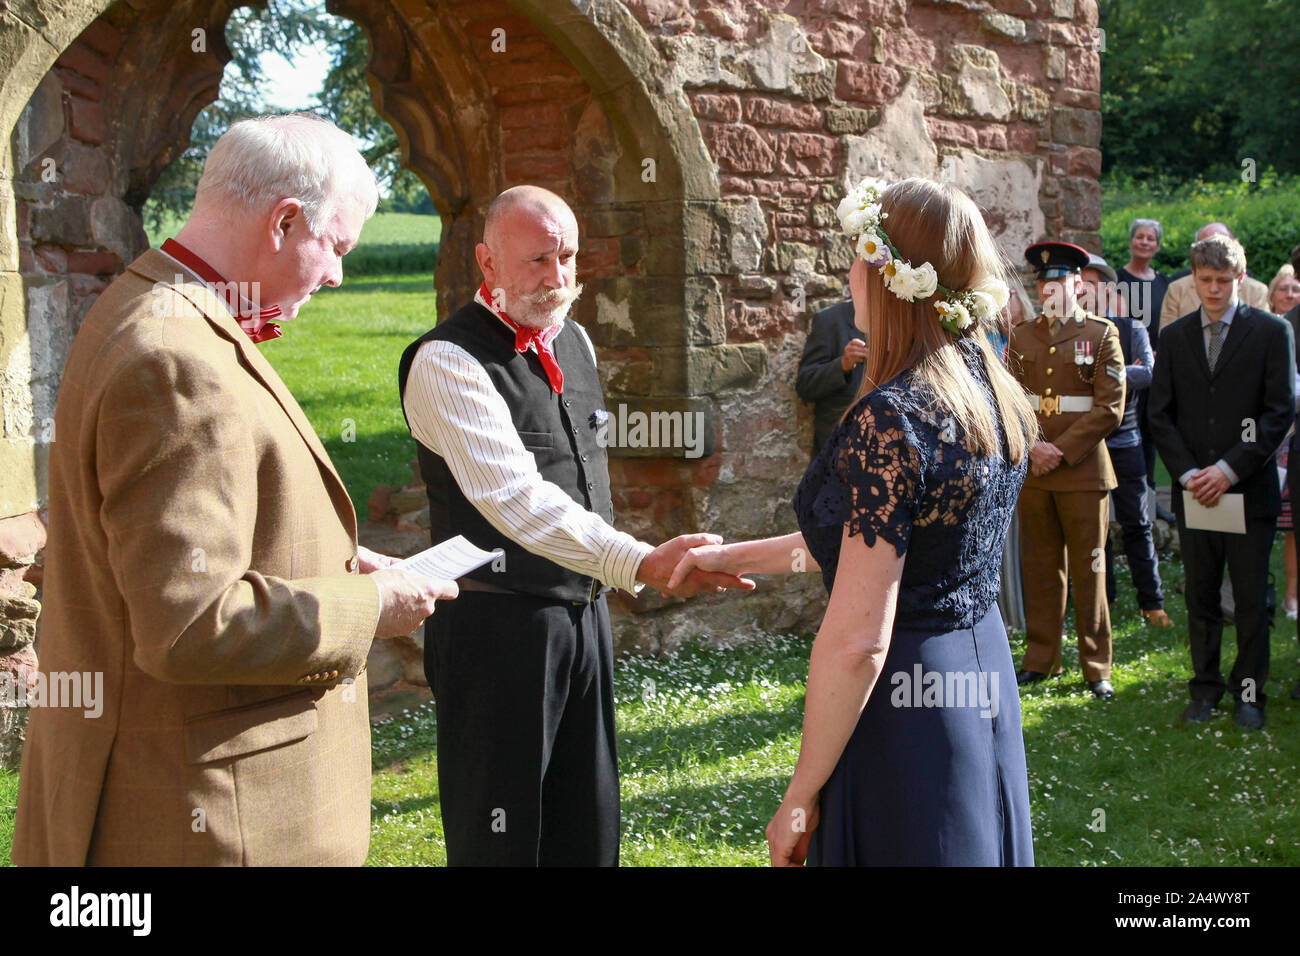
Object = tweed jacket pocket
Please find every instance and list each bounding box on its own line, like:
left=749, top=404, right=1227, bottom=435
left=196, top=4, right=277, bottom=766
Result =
left=185, top=691, right=319, bottom=764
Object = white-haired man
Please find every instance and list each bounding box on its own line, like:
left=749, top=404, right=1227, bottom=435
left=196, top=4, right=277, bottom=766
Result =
left=399, top=185, right=752, bottom=866
left=13, top=113, right=455, bottom=865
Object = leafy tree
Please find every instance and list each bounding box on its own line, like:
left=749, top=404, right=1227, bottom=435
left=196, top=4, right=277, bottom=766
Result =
left=315, top=21, right=433, bottom=213
left=1100, top=0, right=1300, bottom=183
left=146, top=1, right=432, bottom=229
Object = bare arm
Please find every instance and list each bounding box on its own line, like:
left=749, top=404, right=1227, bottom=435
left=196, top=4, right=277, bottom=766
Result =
left=766, top=524, right=904, bottom=865
left=666, top=532, right=819, bottom=590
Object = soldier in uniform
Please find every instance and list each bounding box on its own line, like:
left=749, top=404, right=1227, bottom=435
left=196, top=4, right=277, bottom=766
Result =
left=1009, top=242, right=1126, bottom=699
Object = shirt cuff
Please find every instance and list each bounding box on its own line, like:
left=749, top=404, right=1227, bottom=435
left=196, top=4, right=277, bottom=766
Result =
left=603, top=536, right=656, bottom=594
left=1179, top=468, right=1198, bottom=488
left=1214, top=459, right=1238, bottom=485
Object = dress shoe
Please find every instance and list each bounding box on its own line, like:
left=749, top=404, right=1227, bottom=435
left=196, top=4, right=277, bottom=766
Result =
left=1016, top=669, right=1048, bottom=686
left=1181, top=699, right=1215, bottom=723
left=1088, top=679, right=1114, bottom=700
left=1233, top=701, right=1264, bottom=730
left=1142, top=608, right=1174, bottom=629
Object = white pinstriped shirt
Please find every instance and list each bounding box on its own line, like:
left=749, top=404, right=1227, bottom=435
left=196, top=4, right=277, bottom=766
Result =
left=401, top=289, right=652, bottom=593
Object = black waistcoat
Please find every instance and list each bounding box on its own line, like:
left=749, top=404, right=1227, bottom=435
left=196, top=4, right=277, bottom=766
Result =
left=398, top=301, right=614, bottom=602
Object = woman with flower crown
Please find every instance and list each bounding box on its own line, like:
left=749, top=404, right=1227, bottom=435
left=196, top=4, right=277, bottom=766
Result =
left=669, top=177, right=1039, bottom=866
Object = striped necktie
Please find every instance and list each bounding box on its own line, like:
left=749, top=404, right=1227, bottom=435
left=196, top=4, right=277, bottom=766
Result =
left=1207, top=322, right=1224, bottom=373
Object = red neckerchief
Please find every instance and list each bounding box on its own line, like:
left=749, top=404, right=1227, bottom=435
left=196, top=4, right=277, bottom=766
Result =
left=161, top=238, right=283, bottom=343
left=476, top=280, right=564, bottom=394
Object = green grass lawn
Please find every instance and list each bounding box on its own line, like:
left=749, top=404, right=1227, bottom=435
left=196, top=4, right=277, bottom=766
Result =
left=362, top=544, right=1300, bottom=866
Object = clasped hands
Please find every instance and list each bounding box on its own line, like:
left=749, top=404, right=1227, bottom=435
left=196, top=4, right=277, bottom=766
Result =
left=1185, top=464, right=1231, bottom=507
left=1029, top=440, right=1064, bottom=477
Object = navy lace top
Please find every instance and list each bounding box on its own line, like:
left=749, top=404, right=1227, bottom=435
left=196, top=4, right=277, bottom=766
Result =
left=793, top=337, right=1028, bottom=632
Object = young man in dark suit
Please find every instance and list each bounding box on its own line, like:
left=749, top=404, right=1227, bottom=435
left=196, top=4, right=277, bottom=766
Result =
left=796, top=300, right=865, bottom=461
left=1148, top=234, right=1295, bottom=730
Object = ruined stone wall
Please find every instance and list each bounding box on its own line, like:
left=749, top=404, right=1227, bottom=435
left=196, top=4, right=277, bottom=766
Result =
left=605, top=0, right=1101, bottom=648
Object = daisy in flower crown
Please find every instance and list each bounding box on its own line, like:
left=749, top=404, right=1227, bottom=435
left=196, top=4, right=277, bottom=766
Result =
left=836, top=177, right=1011, bottom=334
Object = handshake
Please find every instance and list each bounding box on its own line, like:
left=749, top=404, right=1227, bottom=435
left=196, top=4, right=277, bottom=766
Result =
left=367, top=535, right=754, bottom=637
left=635, top=533, right=756, bottom=598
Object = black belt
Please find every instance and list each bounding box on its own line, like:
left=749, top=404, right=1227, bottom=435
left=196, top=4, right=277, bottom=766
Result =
left=457, top=577, right=606, bottom=605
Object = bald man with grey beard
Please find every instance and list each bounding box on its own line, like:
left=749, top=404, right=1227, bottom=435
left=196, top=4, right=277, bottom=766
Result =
left=397, top=186, right=752, bottom=865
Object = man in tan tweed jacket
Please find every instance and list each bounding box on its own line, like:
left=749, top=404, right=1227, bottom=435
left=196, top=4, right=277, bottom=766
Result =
left=12, top=114, right=454, bottom=866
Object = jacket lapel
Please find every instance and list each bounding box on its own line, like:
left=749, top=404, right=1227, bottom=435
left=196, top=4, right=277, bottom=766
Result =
left=1183, top=312, right=1212, bottom=382
left=129, top=250, right=358, bottom=539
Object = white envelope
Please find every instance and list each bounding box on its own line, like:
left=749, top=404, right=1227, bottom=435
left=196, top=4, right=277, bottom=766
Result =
left=1182, top=491, right=1246, bottom=534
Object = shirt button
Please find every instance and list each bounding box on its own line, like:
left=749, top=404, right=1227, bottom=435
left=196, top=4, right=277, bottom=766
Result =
left=572, top=426, right=578, bottom=435
left=581, top=455, right=588, bottom=462
left=1049, top=346, right=1056, bottom=354
left=1046, top=367, right=1053, bottom=375
left=587, top=481, right=594, bottom=490
left=564, top=399, right=571, bottom=407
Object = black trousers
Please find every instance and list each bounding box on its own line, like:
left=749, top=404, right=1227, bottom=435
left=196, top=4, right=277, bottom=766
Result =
left=1177, top=515, right=1275, bottom=706
left=1104, top=442, right=1164, bottom=610
left=426, top=591, right=620, bottom=866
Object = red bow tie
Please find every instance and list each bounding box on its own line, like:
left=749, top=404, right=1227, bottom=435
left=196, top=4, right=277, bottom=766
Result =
left=161, top=238, right=283, bottom=343
left=478, top=281, right=564, bottom=394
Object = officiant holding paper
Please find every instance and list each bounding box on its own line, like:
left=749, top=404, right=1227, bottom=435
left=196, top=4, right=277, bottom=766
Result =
left=1148, top=233, right=1295, bottom=730
left=398, top=185, right=752, bottom=866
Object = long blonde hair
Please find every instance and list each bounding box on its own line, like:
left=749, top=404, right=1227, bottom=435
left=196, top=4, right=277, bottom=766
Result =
left=848, top=178, right=1038, bottom=464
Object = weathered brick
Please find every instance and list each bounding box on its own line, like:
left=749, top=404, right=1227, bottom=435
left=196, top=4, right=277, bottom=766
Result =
left=1008, top=124, right=1040, bottom=153
left=1067, top=146, right=1102, bottom=177
left=775, top=132, right=837, bottom=178
left=702, top=123, right=776, bottom=174
left=836, top=61, right=902, bottom=106
left=742, top=96, right=822, bottom=130
left=33, top=244, right=66, bottom=273
left=691, top=93, right=742, bottom=123
left=67, top=250, right=123, bottom=276
left=55, top=43, right=112, bottom=84
left=926, top=117, right=979, bottom=148
left=978, top=124, right=1009, bottom=150
left=68, top=97, right=107, bottom=146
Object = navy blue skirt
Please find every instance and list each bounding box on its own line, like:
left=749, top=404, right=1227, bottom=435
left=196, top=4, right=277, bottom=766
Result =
left=808, top=603, right=1034, bottom=866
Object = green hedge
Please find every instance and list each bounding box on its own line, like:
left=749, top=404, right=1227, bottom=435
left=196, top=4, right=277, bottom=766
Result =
left=1101, top=171, right=1300, bottom=280
left=340, top=242, right=439, bottom=277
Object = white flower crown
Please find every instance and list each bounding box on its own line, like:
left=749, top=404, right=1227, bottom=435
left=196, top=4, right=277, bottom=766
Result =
left=836, top=178, right=1010, bottom=334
